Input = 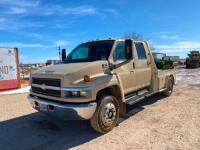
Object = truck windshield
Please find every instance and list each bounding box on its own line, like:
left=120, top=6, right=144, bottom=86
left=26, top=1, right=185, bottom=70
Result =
left=63, top=40, right=114, bottom=63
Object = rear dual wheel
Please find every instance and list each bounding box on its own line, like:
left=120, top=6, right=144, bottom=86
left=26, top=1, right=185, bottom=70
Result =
left=162, top=78, right=174, bottom=96
left=90, top=95, right=119, bottom=134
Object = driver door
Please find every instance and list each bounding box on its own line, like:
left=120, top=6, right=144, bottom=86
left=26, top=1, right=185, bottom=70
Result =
left=112, top=40, right=138, bottom=94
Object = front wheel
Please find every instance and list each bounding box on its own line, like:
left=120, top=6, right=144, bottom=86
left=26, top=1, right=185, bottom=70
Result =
left=90, top=95, right=119, bottom=133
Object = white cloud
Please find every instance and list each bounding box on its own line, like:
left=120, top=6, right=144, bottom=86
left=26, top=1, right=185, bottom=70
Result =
left=0, top=1, right=117, bottom=36
left=62, top=6, right=96, bottom=15
left=39, top=5, right=117, bottom=17
left=40, top=5, right=114, bottom=17
left=41, top=5, right=97, bottom=16
left=157, top=31, right=176, bottom=34
left=63, top=32, right=87, bottom=37
left=21, top=32, right=45, bottom=39
left=0, top=40, right=70, bottom=49
left=154, top=41, right=200, bottom=53
left=0, top=17, right=44, bottom=30
left=0, top=42, right=43, bottom=48
left=0, top=0, right=117, bottom=17
left=0, top=1, right=118, bottom=42
left=154, top=31, right=181, bottom=40
left=19, top=54, right=28, bottom=63
left=0, top=0, right=39, bottom=15
left=20, top=54, right=27, bottom=59
left=98, top=8, right=119, bottom=18
left=0, top=0, right=40, bottom=7
left=9, top=7, right=27, bottom=14
left=0, top=18, right=5, bottom=23
left=155, top=41, right=200, bottom=49
left=160, top=35, right=181, bottom=40
left=55, top=40, right=69, bottom=46
left=0, top=1, right=98, bottom=16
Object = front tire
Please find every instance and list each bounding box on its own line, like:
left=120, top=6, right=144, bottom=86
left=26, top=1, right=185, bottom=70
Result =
left=90, top=95, right=119, bottom=133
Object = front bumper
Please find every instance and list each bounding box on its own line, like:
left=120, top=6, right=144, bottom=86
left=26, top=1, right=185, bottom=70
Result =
left=27, top=95, right=97, bottom=120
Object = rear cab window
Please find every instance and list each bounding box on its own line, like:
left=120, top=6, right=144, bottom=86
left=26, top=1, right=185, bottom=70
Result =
left=135, top=42, right=147, bottom=60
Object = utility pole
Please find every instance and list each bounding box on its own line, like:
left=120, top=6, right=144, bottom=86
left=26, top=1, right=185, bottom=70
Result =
left=58, top=46, right=61, bottom=62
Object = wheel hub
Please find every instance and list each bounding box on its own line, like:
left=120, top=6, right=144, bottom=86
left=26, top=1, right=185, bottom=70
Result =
left=101, top=102, right=116, bottom=127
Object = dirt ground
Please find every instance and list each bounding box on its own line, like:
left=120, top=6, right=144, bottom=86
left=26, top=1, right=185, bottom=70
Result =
left=0, top=67, right=200, bottom=150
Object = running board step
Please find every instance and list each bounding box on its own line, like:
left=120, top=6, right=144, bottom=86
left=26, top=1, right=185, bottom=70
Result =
left=125, top=89, right=149, bottom=99
left=125, top=95, right=145, bottom=105
left=125, top=90, right=155, bottom=105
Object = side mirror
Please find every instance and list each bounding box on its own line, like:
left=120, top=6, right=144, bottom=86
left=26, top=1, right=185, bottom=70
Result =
left=61, top=49, right=66, bottom=61
left=125, top=39, right=133, bottom=60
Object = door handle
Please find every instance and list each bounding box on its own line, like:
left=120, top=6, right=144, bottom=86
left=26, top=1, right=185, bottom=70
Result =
left=130, top=70, right=134, bottom=73
left=133, top=62, right=135, bottom=68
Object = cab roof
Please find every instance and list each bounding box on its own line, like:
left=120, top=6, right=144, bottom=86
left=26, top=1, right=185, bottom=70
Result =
left=84, top=38, right=145, bottom=43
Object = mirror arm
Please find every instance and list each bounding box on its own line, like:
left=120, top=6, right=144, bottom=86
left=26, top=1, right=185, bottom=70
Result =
left=109, top=60, right=131, bottom=70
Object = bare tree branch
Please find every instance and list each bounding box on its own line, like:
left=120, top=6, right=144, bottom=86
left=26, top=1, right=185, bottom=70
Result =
left=123, top=32, right=143, bottom=40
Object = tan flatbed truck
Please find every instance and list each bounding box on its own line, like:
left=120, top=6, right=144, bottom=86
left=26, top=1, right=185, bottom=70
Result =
left=28, top=38, right=175, bottom=133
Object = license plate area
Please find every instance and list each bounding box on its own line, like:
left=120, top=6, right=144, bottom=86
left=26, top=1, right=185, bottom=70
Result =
left=39, top=103, right=48, bottom=112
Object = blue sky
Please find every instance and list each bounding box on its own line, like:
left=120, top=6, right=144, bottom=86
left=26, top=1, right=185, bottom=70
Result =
left=0, top=0, right=199, bottom=63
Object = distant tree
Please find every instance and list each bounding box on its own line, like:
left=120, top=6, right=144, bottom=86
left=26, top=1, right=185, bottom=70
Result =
left=123, top=32, right=156, bottom=51
left=123, top=32, right=144, bottom=40
left=151, top=47, right=156, bottom=51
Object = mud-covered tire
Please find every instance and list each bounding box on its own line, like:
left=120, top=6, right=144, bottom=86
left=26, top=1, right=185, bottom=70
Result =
left=186, top=63, right=190, bottom=69
left=90, top=95, right=119, bottom=134
left=162, top=78, right=174, bottom=96
left=195, top=63, right=199, bottom=68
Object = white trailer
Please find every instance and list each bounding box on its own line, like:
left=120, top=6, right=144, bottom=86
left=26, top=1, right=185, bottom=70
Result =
left=0, top=48, right=20, bottom=90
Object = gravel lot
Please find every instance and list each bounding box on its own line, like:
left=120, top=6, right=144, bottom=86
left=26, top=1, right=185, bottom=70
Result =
left=0, top=67, right=200, bottom=150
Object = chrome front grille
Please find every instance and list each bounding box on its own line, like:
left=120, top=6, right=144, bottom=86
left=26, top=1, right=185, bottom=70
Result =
left=32, top=78, right=61, bottom=87
left=31, top=78, right=61, bottom=97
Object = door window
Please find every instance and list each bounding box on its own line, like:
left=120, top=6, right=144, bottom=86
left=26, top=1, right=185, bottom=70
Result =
left=71, top=47, right=89, bottom=60
left=135, top=43, right=147, bottom=59
left=113, top=41, right=126, bottom=61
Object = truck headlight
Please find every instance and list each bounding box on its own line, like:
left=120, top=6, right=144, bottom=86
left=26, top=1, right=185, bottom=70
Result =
left=71, top=91, right=87, bottom=97
left=62, top=87, right=91, bottom=98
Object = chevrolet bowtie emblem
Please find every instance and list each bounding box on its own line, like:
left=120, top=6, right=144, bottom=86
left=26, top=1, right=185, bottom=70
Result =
left=45, top=70, right=55, bottom=73
left=41, top=84, right=47, bottom=90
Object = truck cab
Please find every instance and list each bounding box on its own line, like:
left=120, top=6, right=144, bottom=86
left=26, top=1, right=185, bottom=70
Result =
left=28, top=38, right=175, bottom=133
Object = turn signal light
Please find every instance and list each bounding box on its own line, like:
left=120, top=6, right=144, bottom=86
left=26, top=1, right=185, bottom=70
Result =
left=84, top=75, right=91, bottom=82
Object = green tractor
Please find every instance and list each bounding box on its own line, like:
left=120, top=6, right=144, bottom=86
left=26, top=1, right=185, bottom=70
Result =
left=186, top=51, right=200, bottom=68
left=155, top=59, right=174, bottom=70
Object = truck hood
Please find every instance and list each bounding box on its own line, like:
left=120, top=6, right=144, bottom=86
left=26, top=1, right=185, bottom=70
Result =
left=34, top=62, right=91, bottom=75
left=33, top=61, right=108, bottom=78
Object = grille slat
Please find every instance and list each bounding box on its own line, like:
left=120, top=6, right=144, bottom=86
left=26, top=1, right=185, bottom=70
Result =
left=32, top=78, right=61, bottom=87
left=31, top=78, right=61, bottom=97
left=32, top=87, right=61, bottom=97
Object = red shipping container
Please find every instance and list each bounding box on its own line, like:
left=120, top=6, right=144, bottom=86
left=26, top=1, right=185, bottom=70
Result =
left=0, top=48, right=20, bottom=90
